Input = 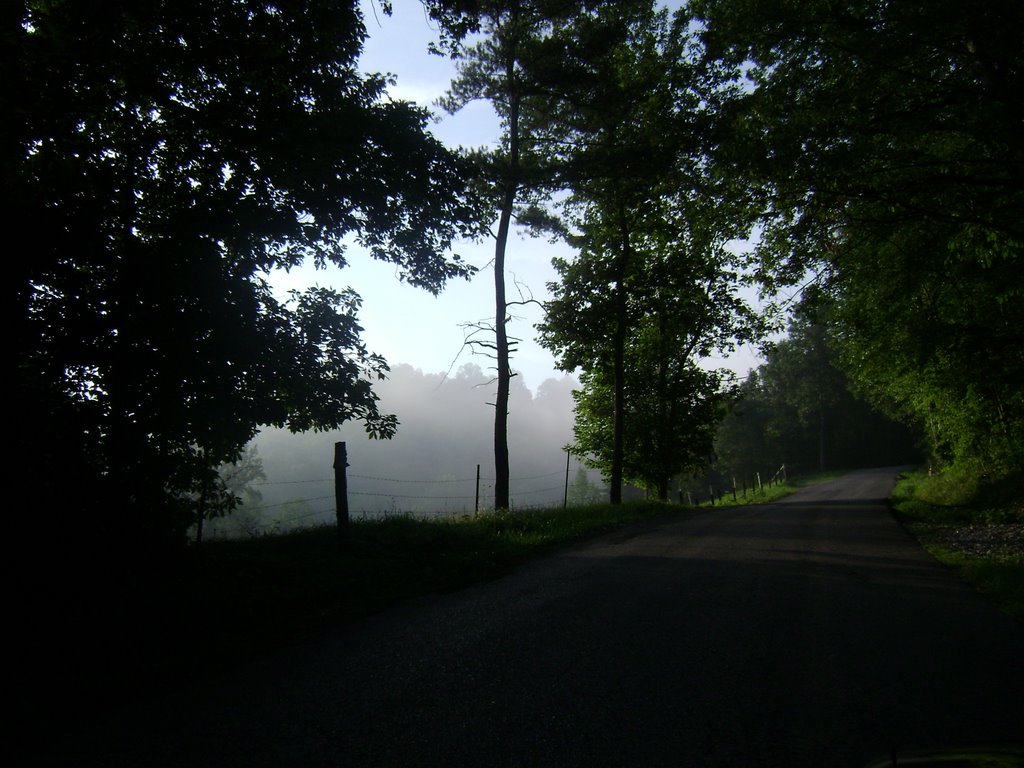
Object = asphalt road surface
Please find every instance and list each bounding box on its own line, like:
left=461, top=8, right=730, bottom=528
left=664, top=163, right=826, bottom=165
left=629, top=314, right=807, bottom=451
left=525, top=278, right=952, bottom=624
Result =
left=38, top=468, right=1023, bottom=767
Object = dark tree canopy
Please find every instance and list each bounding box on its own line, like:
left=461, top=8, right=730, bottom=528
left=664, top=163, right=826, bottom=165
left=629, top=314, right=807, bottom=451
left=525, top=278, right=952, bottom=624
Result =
left=8, top=0, right=481, bottom=556
left=692, top=0, right=1024, bottom=474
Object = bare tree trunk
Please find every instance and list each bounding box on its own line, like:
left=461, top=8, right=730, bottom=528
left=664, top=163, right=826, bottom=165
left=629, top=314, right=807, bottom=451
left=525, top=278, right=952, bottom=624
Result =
left=492, top=54, right=521, bottom=512
left=493, top=210, right=511, bottom=510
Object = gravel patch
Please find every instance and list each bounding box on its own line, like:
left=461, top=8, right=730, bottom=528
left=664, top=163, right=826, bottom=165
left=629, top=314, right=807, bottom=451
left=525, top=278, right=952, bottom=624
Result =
left=917, top=523, right=1024, bottom=560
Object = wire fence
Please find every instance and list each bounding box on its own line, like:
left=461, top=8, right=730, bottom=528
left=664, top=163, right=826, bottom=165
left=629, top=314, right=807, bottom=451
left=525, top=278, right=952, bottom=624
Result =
left=209, top=467, right=574, bottom=537
left=207, top=453, right=790, bottom=539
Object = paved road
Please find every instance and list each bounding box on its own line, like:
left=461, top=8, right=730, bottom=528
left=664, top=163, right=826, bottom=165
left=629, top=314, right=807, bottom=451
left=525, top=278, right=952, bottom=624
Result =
left=39, top=468, right=1023, bottom=767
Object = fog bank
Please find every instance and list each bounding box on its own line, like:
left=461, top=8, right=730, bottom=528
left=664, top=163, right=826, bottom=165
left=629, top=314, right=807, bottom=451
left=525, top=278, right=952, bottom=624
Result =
left=211, top=363, right=604, bottom=536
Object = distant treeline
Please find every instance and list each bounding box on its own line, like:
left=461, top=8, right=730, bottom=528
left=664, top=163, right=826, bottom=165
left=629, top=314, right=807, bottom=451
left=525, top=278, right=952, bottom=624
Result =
left=706, top=311, right=921, bottom=490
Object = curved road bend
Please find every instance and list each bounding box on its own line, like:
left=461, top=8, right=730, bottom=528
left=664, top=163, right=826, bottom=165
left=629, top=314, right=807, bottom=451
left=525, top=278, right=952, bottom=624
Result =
left=38, top=468, right=1023, bottom=767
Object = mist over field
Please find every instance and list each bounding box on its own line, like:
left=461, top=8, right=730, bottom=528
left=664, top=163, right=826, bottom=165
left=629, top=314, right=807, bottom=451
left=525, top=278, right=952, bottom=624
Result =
left=212, top=363, right=605, bottom=536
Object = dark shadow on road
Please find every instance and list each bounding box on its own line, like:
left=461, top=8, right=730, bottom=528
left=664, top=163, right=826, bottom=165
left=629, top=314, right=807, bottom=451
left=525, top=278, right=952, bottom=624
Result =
left=33, top=474, right=1024, bottom=768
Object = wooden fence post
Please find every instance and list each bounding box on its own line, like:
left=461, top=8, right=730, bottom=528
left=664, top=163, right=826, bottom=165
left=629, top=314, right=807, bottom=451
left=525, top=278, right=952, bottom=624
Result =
left=334, top=441, right=349, bottom=547
left=563, top=452, right=570, bottom=509
left=475, top=464, right=480, bottom=514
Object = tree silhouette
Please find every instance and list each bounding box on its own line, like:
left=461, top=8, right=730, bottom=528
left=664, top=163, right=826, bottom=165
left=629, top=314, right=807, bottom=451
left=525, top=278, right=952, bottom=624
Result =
left=10, top=0, right=482, bottom=559
left=431, top=0, right=591, bottom=510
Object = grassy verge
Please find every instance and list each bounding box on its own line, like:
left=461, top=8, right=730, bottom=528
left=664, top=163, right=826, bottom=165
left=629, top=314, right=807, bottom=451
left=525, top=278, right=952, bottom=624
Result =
left=24, top=500, right=685, bottom=737
left=186, top=501, right=684, bottom=650
left=143, top=476, right=841, bottom=663
left=26, top=471, right=843, bottom=738
left=889, top=468, right=1023, bottom=620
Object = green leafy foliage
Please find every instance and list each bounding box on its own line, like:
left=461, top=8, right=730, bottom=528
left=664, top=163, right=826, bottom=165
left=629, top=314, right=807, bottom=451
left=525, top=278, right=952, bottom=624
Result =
left=892, top=469, right=1023, bottom=526
left=572, top=361, right=734, bottom=499
left=828, top=220, right=1024, bottom=473
left=691, top=0, right=1024, bottom=476
left=536, top=2, right=760, bottom=500
left=10, top=1, right=480, bottom=560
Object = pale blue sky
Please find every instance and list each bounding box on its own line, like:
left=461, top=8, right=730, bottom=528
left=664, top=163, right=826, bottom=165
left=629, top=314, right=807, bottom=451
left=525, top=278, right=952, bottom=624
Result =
left=269, top=0, right=763, bottom=393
